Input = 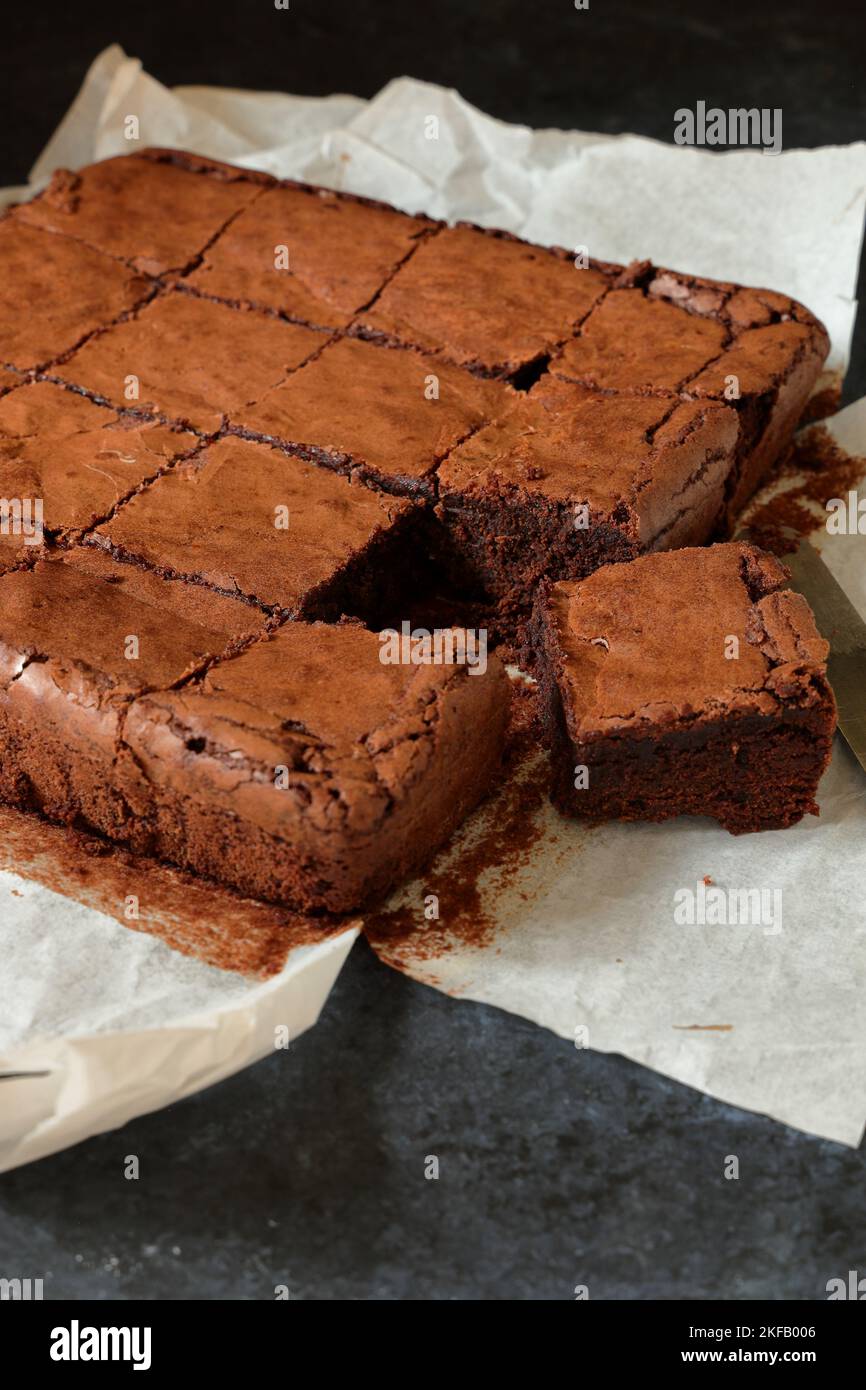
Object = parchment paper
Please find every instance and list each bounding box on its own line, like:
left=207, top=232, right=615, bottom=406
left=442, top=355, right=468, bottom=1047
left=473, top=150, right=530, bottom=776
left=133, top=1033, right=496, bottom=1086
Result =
left=1, top=44, right=864, bottom=1166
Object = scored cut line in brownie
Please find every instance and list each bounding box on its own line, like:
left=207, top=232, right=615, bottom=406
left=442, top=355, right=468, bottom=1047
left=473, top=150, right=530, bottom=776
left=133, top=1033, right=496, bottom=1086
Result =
left=231, top=334, right=510, bottom=495
left=9, top=153, right=267, bottom=277
left=91, top=434, right=423, bottom=618
left=355, top=224, right=613, bottom=378
left=436, top=377, right=740, bottom=628
left=185, top=180, right=439, bottom=329
left=534, top=542, right=837, bottom=833
left=0, top=380, right=198, bottom=571
left=0, top=555, right=511, bottom=912
left=0, top=552, right=270, bottom=852
left=51, top=290, right=328, bottom=434
left=0, top=148, right=838, bottom=925
left=0, top=219, right=153, bottom=373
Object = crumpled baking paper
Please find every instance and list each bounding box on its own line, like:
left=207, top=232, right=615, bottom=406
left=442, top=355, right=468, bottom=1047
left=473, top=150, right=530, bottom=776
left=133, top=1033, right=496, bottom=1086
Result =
left=1, top=44, right=865, bottom=1167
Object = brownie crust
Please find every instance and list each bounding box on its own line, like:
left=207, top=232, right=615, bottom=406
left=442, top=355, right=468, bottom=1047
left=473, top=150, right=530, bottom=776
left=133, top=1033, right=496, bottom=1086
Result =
left=0, top=561, right=509, bottom=912
left=534, top=544, right=837, bottom=834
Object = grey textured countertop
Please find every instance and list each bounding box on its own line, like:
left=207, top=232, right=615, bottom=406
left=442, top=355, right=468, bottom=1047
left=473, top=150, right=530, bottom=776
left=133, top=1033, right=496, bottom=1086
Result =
left=1, top=0, right=864, bottom=1300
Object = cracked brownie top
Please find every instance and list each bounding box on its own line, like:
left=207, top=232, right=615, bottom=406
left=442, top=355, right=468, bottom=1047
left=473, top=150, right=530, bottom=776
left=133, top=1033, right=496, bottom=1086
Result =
left=543, top=542, right=832, bottom=738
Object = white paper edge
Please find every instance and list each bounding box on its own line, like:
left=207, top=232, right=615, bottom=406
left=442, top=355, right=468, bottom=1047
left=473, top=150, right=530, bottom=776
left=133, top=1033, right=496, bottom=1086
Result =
left=0, top=926, right=358, bottom=1172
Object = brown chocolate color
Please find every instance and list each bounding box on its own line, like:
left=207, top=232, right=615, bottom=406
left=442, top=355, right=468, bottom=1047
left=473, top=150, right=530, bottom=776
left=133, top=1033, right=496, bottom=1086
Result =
left=437, top=377, right=739, bottom=631
left=10, top=153, right=264, bottom=276
left=0, top=149, right=838, bottom=950
left=0, top=804, right=347, bottom=979
left=93, top=434, right=422, bottom=617
left=534, top=543, right=837, bottom=833
left=0, top=218, right=151, bottom=371
left=0, top=555, right=267, bottom=845
left=356, top=225, right=611, bottom=377
left=233, top=334, right=508, bottom=494
left=0, top=567, right=509, bottom=913
left=118, top=621, right=509, bottom=912
left=0, top=381, right=197, bottom=570
left=187, top=180, right=436, bottom=327
left=54, top=290, right=326, bottom=433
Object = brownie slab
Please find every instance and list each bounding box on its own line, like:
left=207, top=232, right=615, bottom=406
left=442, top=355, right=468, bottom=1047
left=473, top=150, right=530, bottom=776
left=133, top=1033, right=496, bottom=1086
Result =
left=119, top=621, right=510, bottom=912
left=534, top=543, right=836, bottom=833
left=187, top=181, right=435, bottom=328
left=11, top=153, right=265, bottom=276
left=356, top=225, right=611, bottom=377
left=92, top=434, right=421, bottom=618
left=53, top=290, right=326, bottom=433
left=0, top=219, right=151, bottom=372
left=233, top=335, right=508, bottom=494
left=0, top=555, right=266, bottom=839
left=0, top=381, right=197, bottom=570
left=436, top=377, right=739, bottom=630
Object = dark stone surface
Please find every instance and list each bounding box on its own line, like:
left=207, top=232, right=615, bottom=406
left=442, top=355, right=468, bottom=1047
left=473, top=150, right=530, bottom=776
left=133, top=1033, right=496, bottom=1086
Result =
left=1, top=0, right=864, bottom=1300
left=3, top=941, right=866, bottom=1301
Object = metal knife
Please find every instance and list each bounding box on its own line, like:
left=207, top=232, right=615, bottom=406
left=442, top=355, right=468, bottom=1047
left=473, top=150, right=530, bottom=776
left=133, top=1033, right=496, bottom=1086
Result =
left=776, top=535, right=866, bottom=775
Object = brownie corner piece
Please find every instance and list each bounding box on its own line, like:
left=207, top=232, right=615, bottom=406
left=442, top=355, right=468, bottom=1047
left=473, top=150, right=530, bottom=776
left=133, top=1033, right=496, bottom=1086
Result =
left=11, top=151, right=266, bottom=276
left=534, top=542, right=837, bottom=834
left=122, top=620, right=512, bottom=912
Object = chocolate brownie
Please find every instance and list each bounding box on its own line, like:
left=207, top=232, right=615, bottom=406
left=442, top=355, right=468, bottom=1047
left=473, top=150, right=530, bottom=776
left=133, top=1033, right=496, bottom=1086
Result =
left=0, top=556, right=509, bottom=910
left=551, top=270, right=830, bottom=523
left=186, top=180, right=436, bottom=328
left=232, top=335, right=508, bottom=495
left=90, top=434, right=422, bottom=619
left=118, top=620, right=509, bottom=911
left=10, top=154, right=265, bottom=276
left=53, top=290, right=326, bottom=433
left=0, top=381, right=197, bottom=571
left=355, top=224, right=611, bottom=377
left=436, top=376, right=739, bottom=631
left=0, top=554, right=267, bottom=839
left=534, top=543, right=837, bottom=833
left=550, top=287, right=729, bottom=393
left=0, top=219, right=151, bottom=372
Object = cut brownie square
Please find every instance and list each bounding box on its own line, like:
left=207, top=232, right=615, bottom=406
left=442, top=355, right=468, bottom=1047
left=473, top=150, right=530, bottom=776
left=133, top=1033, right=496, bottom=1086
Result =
left=0, top=219, right=151, bottom=371
left=186, top=181, right=436, bottom=328
left=11, top=153, right=266, bottom=276
left=118, top=620, right=510, bottom=911
left=0, top=381, right=197, bottom=571
left=534, top=543, right=837, bottom=833
left=551, top=269, right=830, bottom=523
left=0, top=554, right=266, bottom=839
left=550, top=287, right=728, bottom=393
left=53, top=290, right=326, bottom=433
left=91, top=434, right=422, bottom=619
left=356, top=225, right=611, bottom=377
left=232, top=335, right=508, bottom=495
left=436, top=376, right=739, bottom=630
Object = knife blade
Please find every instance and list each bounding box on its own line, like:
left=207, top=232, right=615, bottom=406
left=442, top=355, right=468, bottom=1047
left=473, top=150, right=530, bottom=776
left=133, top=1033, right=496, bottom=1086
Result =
left=777, top=536, right=866, bottom=775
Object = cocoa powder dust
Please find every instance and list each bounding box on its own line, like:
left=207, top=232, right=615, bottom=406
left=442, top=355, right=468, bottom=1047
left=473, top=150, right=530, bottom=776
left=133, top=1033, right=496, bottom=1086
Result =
left=742, top=423, right=866, bottom=555
left=364, top=680, right=567, bottom=972
left=0, top=806, right=350, bottom=978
